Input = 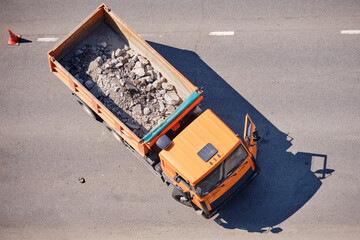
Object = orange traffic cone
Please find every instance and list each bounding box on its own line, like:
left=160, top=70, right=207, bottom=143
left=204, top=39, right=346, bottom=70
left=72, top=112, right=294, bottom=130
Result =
left=8, top=29, right=20, bottom=45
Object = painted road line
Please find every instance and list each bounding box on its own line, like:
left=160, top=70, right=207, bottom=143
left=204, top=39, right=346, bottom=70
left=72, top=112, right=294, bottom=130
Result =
left=209, top=31, right=234, bottom=36
left=37, top=37, right=59, bottom=42
left=139, top=33, right=163, bottom=38
left=138, top=33, right=155, bottom=37
left=340, top=30, right=360, bottom=34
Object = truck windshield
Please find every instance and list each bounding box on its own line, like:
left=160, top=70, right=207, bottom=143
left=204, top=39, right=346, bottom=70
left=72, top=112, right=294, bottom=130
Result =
left=195, top=145, right=248, bottom=197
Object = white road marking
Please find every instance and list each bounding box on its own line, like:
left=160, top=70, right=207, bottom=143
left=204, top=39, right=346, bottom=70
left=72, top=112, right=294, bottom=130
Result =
left=37, top=37, right=59, bottom=42
left=209, top=31, right=234, bottom=36
left=138, top=33, right=155, bottom=37
left=340, top=30, right=360, bottom=34
left=138, top=33, right=163, bottom=38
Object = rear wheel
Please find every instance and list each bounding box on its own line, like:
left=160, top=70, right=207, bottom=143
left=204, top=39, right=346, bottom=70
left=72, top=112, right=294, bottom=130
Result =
left=111, top=129, right=124, bottom=143
left=73, top=94, right=102, bottom=122
left=172, top=188, right=192, bottom=207
left=103, top=122, right=124, bottom=144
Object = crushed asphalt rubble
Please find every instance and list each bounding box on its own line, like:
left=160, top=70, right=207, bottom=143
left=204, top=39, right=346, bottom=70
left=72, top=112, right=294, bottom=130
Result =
left=62, top=42, right=183, bottom=138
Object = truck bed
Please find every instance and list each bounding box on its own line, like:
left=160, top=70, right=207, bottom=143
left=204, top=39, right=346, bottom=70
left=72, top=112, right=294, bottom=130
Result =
left=47, top=4, right=203, bottom=156
left=59, top=21, right=185, bottom=138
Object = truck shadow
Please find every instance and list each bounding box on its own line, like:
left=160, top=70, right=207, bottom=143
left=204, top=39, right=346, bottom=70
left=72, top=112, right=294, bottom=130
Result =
left=147, top=41, right=334, bottom=233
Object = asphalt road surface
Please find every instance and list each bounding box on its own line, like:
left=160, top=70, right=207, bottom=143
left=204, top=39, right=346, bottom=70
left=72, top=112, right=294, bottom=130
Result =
left=1, top=1, right=359, bottom=239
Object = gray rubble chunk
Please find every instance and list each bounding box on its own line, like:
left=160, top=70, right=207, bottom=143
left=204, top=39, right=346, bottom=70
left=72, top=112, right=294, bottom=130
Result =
left=124, top=80, right=137, bottom=91
left=90, top=85, right=101, bottom=98
left=85, top=80, right=94, bottom=89
left=124, top=62, right=132, bottom=70
left=127, top=49, right=136, bottom=57
left=98, top=42, right=107, bottom=48
left=77, top=78, right=84, bottom=84
left=146, top=93, right=152, bottom=100
left=132, top=67, right=146, bottom=77
left=148, top=70, right=156, bottom=80
left=143, top=107, right=151, bottom=115
left=152, top=80, right=162, bottom=89
left=134, top=61, right=144, bottom=69
left=145, top=65, right=153, bottom=72
left=115, top=62, right=123, bottom=68
left=133, top=79, right=141, bottom=85
left=159, top=101, right=165, bottom=112
left=131, top=54, right=139, bottom=62
left=123, top=53, right=130, bottom=61
left=119, top=79, right=125, bottom=86
left=164, top=91, right=180, bottom=105
left=165, top=105, right=175, bottom=114
left=138, top=56, right=149, bottom=65
left=132, top=104, right=142, bottom=116
left=162, top=82, right=174, bottom=91
left=160, top=77, right=167, bottom=83
left=115, top=48, right=124, bottom=57
left=139, top=76, right=152, bottom=83
left=126, top=121, right=140, bottom=130
left=118, top=57, right=127, bottom=64
left=145, top=84, right=154, bottom=92
left=87, top=60, right=100, bottom=78
left=96, top=56, right=103, bottom=65
left=75, top=49, right=83, bottom=56
left=155, top=70, right=161, bottom=79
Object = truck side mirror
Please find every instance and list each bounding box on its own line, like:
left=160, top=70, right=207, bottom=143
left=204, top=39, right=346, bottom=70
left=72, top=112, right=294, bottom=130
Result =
left=156, top=135, right=172, bottom=150
left=252, top=130, right=261, bottom=142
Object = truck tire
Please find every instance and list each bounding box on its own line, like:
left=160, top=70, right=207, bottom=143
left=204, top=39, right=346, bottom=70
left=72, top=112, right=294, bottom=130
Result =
left=103, top=122, right=124, bottom=144
left=172, top=188, right=192, bottom=207
left=111, top=130, right=124, bottom=143
left=73, top=94, right=102, bottom=122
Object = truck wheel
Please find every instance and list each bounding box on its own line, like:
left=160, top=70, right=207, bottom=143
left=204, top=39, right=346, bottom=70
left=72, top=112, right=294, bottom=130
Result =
left=110, top=129, right=124, bottom=143
left=73, top=94, right=102, bottom=122
left=172, top=188, right=192, bottom=207
left=103, top=122, right=124, bottom=143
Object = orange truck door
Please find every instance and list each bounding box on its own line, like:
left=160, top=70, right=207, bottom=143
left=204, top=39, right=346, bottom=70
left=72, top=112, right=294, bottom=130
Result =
left=243, top=114, right=260, bottom=159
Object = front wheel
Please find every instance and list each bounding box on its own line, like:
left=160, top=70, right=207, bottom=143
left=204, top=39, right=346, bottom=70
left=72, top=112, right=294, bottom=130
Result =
left=172, top=188, right=192, bottom=207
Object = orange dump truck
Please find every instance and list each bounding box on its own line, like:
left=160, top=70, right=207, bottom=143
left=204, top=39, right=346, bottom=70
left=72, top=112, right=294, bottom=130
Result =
left=47, top=4, right=260, bottom=218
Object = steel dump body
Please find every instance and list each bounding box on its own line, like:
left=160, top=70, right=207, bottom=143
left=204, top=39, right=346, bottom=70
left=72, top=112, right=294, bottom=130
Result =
left=47, top=4, right=203, bottom=156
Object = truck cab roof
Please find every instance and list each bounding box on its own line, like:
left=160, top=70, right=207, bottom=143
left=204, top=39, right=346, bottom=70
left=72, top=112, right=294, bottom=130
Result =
left=159, top=109, right=240, bottom=185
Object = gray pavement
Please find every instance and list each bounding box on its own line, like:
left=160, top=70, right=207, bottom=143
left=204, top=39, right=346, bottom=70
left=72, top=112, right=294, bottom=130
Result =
left=0, top=1, right=359, bottom=239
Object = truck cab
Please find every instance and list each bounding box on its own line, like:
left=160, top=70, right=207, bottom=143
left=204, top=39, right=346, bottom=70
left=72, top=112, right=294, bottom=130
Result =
left=159, top=109, right=260, bottom=218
